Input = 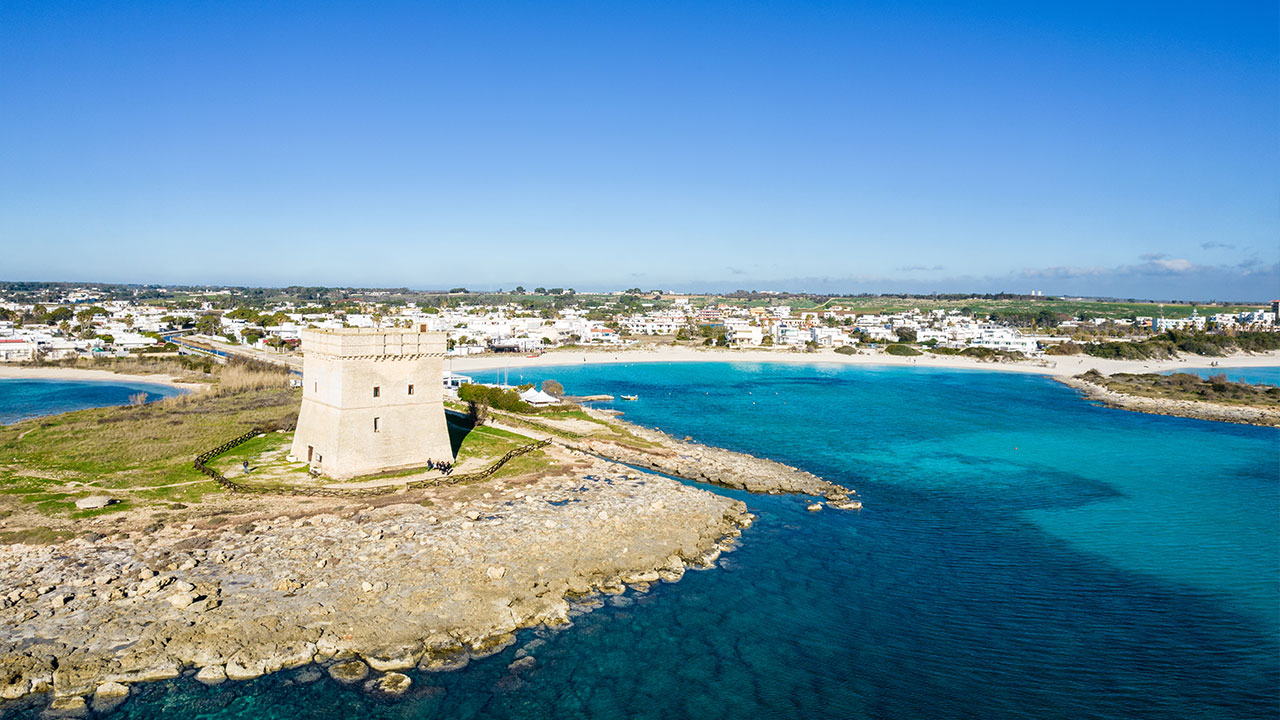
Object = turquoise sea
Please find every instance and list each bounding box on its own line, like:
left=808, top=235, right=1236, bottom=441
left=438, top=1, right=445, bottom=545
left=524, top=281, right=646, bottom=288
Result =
left=6, top=365, right=1279, bottom=719
left=0, top=378, right=182, bottom=424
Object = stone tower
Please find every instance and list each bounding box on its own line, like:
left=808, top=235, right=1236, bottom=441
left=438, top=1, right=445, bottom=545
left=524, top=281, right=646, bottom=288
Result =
left=291, top=328, right=453, bottom=479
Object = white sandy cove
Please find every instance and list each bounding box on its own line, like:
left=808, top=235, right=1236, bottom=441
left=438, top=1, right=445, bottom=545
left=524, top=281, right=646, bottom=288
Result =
left=447, top=345, right=1280, bottom=378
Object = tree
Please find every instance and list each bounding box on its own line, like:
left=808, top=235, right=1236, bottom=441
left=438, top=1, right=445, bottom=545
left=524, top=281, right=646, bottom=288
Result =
left=195, top=313, right=222, bottom=336
left=542, top=379, right=565, bottom=397
left=895, top=327, right=917, bottom=343
left=466, top=399, right=490, bottom=426
left=46, top=306, right=73, bottom=324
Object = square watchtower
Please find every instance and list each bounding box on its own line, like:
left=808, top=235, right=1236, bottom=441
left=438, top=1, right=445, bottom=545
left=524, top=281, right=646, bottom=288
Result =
left=291, top=328, right=453, bottom=479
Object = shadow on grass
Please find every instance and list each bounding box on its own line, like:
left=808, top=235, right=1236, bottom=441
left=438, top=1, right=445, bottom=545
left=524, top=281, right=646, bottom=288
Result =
left=446, top=411, right=475, bottom=457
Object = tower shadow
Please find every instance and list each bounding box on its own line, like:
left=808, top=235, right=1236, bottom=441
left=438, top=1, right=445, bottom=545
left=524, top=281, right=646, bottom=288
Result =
left=445, top=411, right=473, bottom=457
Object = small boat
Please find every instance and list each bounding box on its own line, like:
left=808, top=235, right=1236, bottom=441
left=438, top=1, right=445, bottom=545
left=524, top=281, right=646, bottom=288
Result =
left=620, top=394, right=639, bottom=401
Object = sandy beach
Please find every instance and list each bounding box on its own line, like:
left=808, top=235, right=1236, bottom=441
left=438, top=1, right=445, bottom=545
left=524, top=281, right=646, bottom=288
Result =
left=0, top=366, right=205, bottom=391
left=446, top=345, right=1280, bottom=378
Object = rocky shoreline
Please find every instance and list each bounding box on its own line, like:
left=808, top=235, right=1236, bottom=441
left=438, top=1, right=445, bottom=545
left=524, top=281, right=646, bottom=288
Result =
left=0, top=446, right=753, bottom=714
left=563, top=411, right=863, bottom=510
left=1057, top=376, right=1280, bottom=427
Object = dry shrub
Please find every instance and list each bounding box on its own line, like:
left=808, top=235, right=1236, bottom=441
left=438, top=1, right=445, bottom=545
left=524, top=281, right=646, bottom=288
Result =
left=212, top=362, right=291, bottom=395
left=157, top=357, right=291, bottom=407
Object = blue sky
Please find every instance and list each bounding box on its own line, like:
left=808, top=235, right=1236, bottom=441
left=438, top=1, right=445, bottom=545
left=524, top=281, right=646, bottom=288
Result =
left=1, top=1, right=1276, bottom=300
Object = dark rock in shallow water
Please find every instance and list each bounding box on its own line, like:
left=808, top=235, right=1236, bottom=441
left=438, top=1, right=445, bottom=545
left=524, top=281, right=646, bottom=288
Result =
left=418, top=650, right=470, bottom=673
left=327, top=660, right=369, bottom=685
left=42, top=695, right=88, bottom=718
left=363, top=672, right=411, bottom=697
left=493, top=674, right=525, bottom=694
left=507, top=655, right=536, bottom=673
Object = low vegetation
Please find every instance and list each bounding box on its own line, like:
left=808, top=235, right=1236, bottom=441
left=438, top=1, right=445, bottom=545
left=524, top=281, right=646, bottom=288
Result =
left=1084, top=331, right=1280, bottom=360
left=1080, top=369, right=1280, bottom=407
left=885, top=344, right=921, bottom=356
left=0, top=361, right=296, bottom=517
left=458, top=382, right=537, bottom=414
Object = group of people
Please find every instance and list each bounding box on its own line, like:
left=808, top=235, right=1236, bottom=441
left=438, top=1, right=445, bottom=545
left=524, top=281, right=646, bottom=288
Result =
left=427, top=458, right=455, bottom=475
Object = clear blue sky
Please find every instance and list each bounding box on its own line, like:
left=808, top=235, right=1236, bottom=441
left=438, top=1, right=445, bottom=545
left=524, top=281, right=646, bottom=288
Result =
left=1, top=1, right=1276, bottom=300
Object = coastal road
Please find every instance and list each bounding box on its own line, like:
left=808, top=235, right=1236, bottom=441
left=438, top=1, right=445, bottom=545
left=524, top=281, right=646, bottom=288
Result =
left=186, top=335, right=302, bottom=372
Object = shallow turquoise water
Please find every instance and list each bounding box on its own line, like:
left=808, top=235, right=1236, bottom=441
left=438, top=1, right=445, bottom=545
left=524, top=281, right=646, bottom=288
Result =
left=11, top=364, right=1280, bottom=719
left=0, top=378, right=182, bottom=424
left=1158, top=365, right=1280, bottom=386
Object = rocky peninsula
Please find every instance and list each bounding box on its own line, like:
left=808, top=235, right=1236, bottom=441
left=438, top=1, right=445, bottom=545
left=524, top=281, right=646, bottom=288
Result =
left=561, top=411, right=862, bottom=509
left=1058, top=372, right=1280, bottom=427
left=0, top=443, right=753, bottom=713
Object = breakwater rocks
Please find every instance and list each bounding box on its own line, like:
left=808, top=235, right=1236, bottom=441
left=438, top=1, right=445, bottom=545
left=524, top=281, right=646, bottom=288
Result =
left=567, top=413, right=862, bottom=510
left=0, top=459, right=752, bottom=711
left=1059, top=376, right=1280, bottom=428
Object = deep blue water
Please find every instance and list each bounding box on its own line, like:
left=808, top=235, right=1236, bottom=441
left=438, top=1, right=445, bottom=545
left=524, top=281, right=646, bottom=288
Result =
left=9, top=363, right=1280, bottom=719
left=0, top=378, right=182, bottom=424
left=1159, top=365, right=1280, bottom=386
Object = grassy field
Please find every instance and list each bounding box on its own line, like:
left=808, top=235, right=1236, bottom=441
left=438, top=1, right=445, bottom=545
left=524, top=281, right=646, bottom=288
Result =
left=1084, top=370, right=1280, bottom=407
left=0, top=385, right=299, bottom=518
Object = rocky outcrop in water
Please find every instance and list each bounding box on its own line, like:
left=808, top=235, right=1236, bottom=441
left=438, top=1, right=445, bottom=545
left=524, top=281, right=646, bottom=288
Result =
left=563, top=412, right=863, bottom=509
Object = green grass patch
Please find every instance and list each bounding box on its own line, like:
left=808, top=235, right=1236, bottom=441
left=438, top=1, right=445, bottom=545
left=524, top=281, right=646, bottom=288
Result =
left=0, top=386, right=299, bottom=515
left=0, top=526, right=77, bottom=545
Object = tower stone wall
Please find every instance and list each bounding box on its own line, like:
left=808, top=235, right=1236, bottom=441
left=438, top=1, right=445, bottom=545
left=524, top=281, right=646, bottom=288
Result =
left=290, top=328, right=453, bottom=479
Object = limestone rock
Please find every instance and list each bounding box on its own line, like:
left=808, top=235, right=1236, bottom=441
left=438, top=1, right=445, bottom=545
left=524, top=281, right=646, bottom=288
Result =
left=194, top=665, right=226, bottom=686
left=74, top=496, right=113, bottom=510
left=365, top=645, right=420, bottom=672
left=90, top=681, right=129, bottom=713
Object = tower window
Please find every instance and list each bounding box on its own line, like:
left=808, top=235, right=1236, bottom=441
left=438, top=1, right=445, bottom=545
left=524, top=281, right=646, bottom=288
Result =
left=373, top=386, right=380, bottom=398
left=408, top=384, right=415, bottom=395
left=373, top=417, right=381, bottom=432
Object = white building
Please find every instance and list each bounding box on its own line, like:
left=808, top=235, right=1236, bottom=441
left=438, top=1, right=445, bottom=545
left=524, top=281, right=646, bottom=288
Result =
left=0, top=339, right=35, bottom=362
